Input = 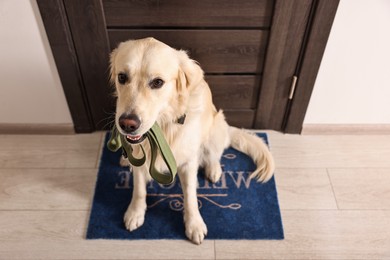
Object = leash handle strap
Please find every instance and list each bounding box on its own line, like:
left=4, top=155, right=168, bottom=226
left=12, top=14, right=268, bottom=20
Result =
left=146, top=123, right=177, bottom=184
left=107, top=123, right=177, bottom=184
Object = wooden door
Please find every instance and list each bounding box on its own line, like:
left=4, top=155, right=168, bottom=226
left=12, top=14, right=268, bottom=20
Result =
left=37, top=0, right=338, bottom=133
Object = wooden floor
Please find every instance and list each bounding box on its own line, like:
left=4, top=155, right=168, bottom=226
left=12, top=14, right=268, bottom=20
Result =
left=0, top=131, right=389, bottom=259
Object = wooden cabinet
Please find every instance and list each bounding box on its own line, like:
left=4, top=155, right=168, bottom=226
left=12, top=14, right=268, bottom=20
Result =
left=37, top=0, right=339, bottom=133
left=105, top=0, right=273, bottom=128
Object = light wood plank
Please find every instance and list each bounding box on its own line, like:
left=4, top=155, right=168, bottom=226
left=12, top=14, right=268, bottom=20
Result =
left=0, top=211, right=215, bottom=260
left=0, top=149, right=99, bottom=168
left=0, top=133, right=103, bottom=168
left=328, top=168, right=390, bottom=210
left=0, top=168, right=97, bottom=210
left=216, top=210, right=390, bottom=259
left=276, top=168, right=337, bottom=210
left=0, top=132, right=102, bottom=150
left=266, top=132, right=390, bottom=168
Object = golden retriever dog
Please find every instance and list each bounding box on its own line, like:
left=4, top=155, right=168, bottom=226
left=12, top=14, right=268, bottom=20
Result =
left=110, top=37, right=275, bottom=244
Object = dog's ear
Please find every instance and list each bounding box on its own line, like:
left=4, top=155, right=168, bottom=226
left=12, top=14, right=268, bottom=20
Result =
left=109, top=47, right=119, bottom=86
left=177, top=66, right=187, bottom=95
left=177, top=50, right=204, bottom=92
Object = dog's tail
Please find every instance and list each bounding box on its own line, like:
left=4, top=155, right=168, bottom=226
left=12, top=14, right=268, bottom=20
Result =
left=228, top=126, right=275, bottom=182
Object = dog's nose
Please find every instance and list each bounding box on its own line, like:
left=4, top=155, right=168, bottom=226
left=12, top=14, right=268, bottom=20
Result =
left=118, top=114, right=141, bottom=133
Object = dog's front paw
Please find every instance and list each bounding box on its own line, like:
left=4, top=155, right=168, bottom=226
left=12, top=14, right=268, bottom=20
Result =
left=124, top=207, right=145, bottom=232
left=185, top=216, right=208, bottom=245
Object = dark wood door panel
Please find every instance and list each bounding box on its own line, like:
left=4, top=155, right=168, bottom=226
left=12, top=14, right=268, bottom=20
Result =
left=255, top=0, right=313, bottom=130
left=36, top=0, right=94, bottom=132
left=224, top=109, right=254, bottom=128
left=108, top=29, right=268, bottom=73
left=206, top=75, right=260, bottom=109
left=63, top=0, right=113, bottom=130
left=103, top=0, right=274, bottom=28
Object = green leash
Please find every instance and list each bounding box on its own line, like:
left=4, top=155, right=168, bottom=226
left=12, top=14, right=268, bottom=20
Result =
left=107, top=123, right=177, bottom=185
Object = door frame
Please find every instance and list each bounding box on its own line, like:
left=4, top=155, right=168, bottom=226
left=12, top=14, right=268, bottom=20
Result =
left=37, top=0, right=339, bottom=134
left=254, top=0, right=339, bottom=133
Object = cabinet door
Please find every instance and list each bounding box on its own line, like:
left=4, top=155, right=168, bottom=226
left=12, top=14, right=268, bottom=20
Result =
left=37, top=0, right=338, bottom=133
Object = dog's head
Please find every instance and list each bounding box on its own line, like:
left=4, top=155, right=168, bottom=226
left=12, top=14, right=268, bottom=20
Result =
left=109, top=37, right=203, bottom=143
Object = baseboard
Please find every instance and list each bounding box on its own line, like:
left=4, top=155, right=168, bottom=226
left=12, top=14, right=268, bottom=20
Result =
left=302, top=124, right=390, bottom=135
left=0, top=123, right=75, bottom=135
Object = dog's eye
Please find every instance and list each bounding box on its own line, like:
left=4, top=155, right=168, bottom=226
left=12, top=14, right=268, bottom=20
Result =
left=149, top=78, right=164, bottom=89
left=117, top=73, right=128, bottom=84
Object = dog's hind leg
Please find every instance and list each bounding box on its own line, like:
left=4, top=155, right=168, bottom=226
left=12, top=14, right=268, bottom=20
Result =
left=123, top=165, right=149, bottom=232
left=178, top=159, right=208, bottom=244
left=202, top=111, right=230, bottom=183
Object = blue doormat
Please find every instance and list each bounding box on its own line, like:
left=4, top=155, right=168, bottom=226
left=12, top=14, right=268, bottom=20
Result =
left=87, top=133, right=284, bottom=240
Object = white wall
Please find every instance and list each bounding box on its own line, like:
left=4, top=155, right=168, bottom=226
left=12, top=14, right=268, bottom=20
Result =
left=304, top=0, right=390, bottom=125
left=0, top=0, right=72, bottom=124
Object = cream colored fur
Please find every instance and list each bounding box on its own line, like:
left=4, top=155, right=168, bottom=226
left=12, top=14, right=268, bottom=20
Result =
left=110, top=38, right=275, bottom=244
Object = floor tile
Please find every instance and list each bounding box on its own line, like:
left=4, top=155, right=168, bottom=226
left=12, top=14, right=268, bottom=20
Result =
left=215, top=210, right=390, bottom=259
left=0, top=211, right=215, bottom=260
left=276, top=168, right=337, bottom=210
left=0, top=133, right=103, bottom=151
left=328, top=168, right=390, bottom=209
left=0, top=168, right=97, bottom=210
left=0, top=133, right=103, bottom=168
left=1, top=132, right=390, bottom=260
left=0, top=149, right=99, bottom=168
left=267, top=132, right=390, bottom=168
